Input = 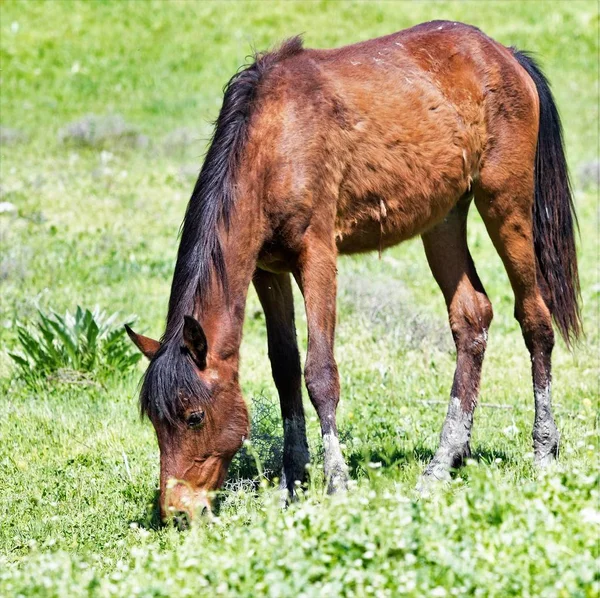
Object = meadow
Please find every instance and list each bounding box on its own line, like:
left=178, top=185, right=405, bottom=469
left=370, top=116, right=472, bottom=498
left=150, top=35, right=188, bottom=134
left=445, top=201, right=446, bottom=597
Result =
left=0, top=1, right=598, bottom=596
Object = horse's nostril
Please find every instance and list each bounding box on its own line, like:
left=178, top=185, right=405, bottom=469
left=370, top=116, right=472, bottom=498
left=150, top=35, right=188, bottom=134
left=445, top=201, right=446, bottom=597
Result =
left=172, top=510, right=191, bottom=531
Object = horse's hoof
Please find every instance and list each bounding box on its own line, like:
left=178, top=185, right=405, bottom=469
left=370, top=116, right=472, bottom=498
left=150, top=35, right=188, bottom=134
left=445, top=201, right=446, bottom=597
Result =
left=416, top=467, right=451, bottom=496
left=326, top=472, right=349, bottom=494
left=279, top=473, right=305, bottom=508
left=534, top=434, right=559, bottom=469
left=534, top=447, right=559, bottom=469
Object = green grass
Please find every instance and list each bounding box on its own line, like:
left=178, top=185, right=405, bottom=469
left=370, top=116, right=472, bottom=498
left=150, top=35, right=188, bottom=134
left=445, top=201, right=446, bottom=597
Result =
left=0, top=1, right=598, bottom=596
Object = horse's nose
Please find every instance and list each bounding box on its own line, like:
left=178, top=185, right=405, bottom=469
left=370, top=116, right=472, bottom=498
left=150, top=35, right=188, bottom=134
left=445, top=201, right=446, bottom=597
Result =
left=171, top=509, right=192, bottom=531
left=167, top=502, right=210, bottom=528
left=162, top=483, right=211, bottom=525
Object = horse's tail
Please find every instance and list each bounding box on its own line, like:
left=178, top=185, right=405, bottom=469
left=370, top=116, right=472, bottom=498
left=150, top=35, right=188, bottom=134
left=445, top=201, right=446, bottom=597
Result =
left=512, top=49, right=581, bottom=347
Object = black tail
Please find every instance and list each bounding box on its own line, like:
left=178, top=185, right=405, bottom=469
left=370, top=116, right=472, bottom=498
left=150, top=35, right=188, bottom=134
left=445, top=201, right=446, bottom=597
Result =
left=512, top=49, right=581, bottom=346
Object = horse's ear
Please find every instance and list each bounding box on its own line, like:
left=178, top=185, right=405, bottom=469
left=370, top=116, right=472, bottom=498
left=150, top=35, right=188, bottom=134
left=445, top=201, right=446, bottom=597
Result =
left=182, top=315, right=208, bottom=369
left=125, top=325, right=160, bottom=360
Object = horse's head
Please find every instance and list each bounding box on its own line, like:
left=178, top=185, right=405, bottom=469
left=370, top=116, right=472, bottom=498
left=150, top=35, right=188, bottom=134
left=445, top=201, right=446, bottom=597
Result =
left=126, top=317, right=249, bottom=522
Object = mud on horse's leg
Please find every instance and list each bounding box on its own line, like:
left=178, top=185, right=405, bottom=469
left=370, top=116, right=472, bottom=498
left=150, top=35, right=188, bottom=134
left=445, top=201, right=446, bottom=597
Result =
left=420, top=203, right=493, bottom=485
left=253, top=270, right=310, bottom=496
left=476, top=194, right=559, bottom=466
left=295, top=231, right=348, bottom=493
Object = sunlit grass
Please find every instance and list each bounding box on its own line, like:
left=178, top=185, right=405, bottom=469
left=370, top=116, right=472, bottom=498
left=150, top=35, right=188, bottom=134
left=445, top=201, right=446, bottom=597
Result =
left=0, top=1, right=598, bottom=596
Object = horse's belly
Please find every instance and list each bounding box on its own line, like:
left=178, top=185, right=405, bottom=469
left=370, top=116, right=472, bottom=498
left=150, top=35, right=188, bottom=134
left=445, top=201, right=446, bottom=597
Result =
left=335, top=189, right=458, bottom=254
left=336, top=220, right=410, bottom=254
left=332, top=100, right=480, bottom=254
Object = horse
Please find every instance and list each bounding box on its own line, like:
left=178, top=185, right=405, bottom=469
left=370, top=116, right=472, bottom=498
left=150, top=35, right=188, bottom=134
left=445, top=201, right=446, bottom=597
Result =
left=126, top=21, right=580, bottom=520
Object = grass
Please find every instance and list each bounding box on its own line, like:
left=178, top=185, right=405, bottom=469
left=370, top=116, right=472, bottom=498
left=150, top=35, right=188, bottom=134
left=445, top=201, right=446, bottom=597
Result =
left=8, top=306, right=140, bottom=390
left=0, top=1, right=598, bottom=596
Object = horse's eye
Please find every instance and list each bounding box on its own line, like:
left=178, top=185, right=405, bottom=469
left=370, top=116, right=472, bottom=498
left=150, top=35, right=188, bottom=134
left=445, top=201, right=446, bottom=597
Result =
left=186, top=410, right=205, bottom=429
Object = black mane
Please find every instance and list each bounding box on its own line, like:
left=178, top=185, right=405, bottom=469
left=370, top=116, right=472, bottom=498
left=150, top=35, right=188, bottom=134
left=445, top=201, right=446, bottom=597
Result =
left=140, top=37, right=304, bottom=424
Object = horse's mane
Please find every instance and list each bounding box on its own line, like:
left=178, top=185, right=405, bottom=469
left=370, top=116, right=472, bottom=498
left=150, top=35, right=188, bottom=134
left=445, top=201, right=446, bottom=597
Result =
left=140, top=36, right=304, bottom=424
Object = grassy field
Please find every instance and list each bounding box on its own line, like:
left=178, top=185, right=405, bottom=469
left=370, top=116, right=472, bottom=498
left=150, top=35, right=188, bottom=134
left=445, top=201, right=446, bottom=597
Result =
left=1, top=1, right=598, bottom=596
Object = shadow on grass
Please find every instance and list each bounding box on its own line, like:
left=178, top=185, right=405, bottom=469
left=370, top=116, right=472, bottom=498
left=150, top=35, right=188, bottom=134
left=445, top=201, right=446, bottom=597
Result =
left=133, top=485, right=252, bottom=531
left=346, top=444, right=515, bottom=477
left=133, top=444, right=517, bottom=529
left=346, top=445, right=434, bottom=478
left=133, top=489, right=162, bottom=531
left=470, top=446, right=515, bottom=466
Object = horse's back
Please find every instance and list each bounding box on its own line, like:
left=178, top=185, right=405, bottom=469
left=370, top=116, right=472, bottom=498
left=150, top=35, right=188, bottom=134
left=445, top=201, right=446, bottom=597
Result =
left=249, top=22, right=538, bottom=258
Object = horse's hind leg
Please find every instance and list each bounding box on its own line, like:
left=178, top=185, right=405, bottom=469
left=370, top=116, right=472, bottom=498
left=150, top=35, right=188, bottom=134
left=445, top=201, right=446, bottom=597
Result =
left=475, top=182, right=559, bottom=466
left=253, top=269, right=310, bottom=496
left=420, top=201, right=493, bottom=483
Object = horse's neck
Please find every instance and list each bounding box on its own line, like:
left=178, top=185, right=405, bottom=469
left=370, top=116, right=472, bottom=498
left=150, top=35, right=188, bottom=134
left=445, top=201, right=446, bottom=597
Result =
left=193, top=213, right=261, bottom=367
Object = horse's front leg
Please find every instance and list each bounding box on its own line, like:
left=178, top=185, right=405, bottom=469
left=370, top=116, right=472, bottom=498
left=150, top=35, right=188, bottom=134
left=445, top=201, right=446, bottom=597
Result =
left=253, top=269, right=310, bottom=497
left=295, top=230, right=348, bottom=493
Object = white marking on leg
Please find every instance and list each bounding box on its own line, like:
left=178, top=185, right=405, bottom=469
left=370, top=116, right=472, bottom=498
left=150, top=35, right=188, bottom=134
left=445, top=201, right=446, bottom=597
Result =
left=322, top=431, right=348, bottom=492
left=533, top=381, right=559, bottom=465
left=439, top=396, right=472, bottom=451
left=422, top=396, right=473, bottom=483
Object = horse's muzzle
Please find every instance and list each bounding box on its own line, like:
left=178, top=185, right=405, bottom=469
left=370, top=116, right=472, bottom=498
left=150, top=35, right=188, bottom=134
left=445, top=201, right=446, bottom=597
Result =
left=162, top=480, right=211, bottom=524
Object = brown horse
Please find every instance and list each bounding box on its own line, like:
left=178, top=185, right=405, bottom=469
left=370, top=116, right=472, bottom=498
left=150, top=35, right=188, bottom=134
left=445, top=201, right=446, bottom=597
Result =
left=126, top=21, right=580, bottom=520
